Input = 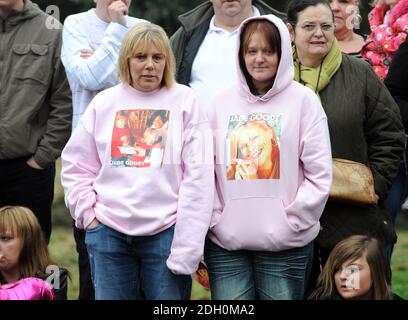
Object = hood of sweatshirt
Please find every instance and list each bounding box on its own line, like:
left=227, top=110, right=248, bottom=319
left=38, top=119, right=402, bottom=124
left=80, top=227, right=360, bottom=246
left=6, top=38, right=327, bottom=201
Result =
left=235, top=14, right=294, bottom=104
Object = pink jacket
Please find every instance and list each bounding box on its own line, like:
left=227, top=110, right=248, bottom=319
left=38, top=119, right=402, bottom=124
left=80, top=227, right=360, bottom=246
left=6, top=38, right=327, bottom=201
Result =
left=362, top=0, right=408, bottom=79
left=0, top=277, right=55, bottom=300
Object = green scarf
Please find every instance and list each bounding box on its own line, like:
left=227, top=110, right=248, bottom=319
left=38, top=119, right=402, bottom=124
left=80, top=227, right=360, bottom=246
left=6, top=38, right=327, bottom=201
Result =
left=293, top=39, right=342, bottom=97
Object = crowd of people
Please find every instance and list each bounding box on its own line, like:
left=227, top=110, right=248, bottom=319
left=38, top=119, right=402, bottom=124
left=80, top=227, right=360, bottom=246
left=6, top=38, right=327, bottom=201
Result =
left=1, top=0, right=407, bottom=300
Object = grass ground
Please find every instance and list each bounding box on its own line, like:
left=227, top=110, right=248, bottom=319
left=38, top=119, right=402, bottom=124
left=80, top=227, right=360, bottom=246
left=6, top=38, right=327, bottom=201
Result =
left=49, top=160, right=408, bottom=300
left=390, top=214, right=408, bottom=298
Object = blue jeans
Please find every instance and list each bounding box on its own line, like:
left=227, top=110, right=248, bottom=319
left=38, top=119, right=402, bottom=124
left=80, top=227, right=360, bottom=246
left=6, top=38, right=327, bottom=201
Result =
left=85, top=224, right=191, bottom=300
left=204, top=239, right=313, bottom=300
left=384, top=162, right=406, bottom=264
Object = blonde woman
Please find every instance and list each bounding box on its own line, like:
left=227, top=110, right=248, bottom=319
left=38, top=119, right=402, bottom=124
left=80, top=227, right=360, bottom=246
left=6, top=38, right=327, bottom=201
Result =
left=61, top=22, right=214, bottom=300
left=227, top=120, right=280, bottom=180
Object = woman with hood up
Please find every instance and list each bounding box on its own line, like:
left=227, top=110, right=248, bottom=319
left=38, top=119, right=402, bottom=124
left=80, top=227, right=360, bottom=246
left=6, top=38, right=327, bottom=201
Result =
left=204, top=14, right=333, bottom=300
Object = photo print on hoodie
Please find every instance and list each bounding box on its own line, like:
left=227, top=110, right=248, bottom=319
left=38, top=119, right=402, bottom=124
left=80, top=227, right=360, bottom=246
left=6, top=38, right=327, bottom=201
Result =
left=110, top=109, right=170, bottom=168
left=226, top=112, right=281, bottom=180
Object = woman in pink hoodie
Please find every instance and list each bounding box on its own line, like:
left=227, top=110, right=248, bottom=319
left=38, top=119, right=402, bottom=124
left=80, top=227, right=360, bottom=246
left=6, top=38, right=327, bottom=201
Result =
left=204, top=15, right=332, bottom=300
left=61, top=22, right=214, bottom=300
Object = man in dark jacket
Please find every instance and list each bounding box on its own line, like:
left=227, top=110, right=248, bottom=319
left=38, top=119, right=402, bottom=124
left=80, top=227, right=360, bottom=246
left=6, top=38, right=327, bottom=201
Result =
left=171, top=0, right=285, bottom=109
left=0, top=0, right=72, bottom=242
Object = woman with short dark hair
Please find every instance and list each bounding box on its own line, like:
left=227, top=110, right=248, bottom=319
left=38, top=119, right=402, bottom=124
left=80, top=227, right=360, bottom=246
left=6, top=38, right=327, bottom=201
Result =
left=286, top=0, right=405, bottom=289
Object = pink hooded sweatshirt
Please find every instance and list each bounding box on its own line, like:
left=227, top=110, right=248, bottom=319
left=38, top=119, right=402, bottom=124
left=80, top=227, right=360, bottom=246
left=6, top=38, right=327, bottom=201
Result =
left=61, top=83, right=214, bottom=275
left=206, top=14, right=332, bottom=251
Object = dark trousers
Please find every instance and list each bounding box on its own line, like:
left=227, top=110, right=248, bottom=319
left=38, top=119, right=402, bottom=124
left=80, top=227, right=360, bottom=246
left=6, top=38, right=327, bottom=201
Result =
left=304, top=244, right=331, bottom=299
left=73, top=224, right=95, bottom=300
left=384, top=162, right=407, bottom=264
left=0, top=157, right=55, bottom=243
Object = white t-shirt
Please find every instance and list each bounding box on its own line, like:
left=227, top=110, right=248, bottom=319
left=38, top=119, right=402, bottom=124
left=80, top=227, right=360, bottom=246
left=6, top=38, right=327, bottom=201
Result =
left=189, top=7, right=260, bottom=110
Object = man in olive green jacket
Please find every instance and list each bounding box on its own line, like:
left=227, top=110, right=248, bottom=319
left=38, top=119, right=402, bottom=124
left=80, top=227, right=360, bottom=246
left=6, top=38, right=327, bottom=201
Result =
left=0, top=0, right=72, bottom=242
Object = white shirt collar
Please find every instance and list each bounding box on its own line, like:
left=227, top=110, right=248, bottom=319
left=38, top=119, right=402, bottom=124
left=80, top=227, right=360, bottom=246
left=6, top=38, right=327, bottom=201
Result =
left=208, top=6, right=261, bottom=34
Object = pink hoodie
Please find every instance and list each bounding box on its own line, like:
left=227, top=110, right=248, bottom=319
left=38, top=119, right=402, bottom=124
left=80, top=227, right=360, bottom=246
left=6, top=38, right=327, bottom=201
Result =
left=206, top=15, right=332, bottom=251
left=61, top=83, right=214, bottom=274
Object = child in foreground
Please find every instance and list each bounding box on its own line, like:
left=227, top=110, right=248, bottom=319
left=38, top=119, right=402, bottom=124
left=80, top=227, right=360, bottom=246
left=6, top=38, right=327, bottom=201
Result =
left=0, top=206, right=68, bottom=300
left=310, top=235, right=402, bottom=300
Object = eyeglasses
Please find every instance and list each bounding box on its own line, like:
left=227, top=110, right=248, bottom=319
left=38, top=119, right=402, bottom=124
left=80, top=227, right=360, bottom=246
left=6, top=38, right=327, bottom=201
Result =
left=297, top=23, right=334, bottom=33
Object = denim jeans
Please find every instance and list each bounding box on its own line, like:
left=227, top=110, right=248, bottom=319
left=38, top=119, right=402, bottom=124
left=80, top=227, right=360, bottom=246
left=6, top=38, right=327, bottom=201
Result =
left=204, top=239, right=313, bottom=300
left=85, top=224, right=191, bottom=300
left=384, top=162, right=407, bottom=264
